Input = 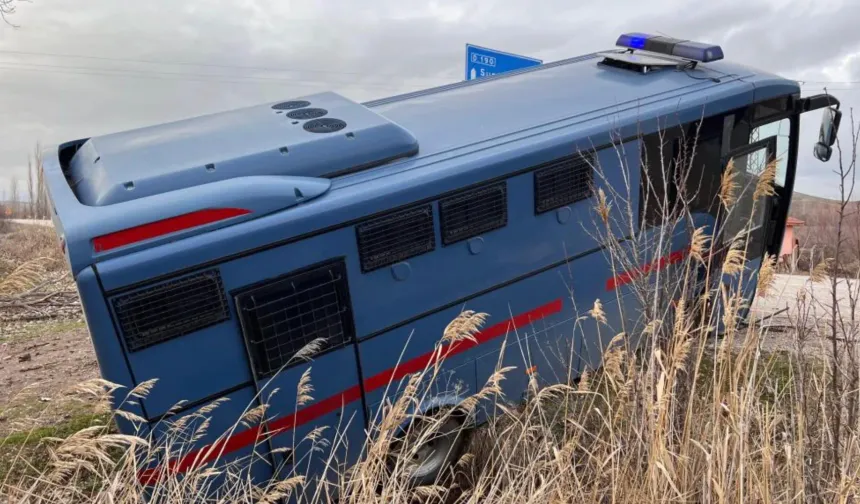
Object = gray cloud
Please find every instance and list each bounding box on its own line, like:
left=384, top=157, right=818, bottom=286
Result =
left=1, top=0, right=859, bottom=200
left=848, top=54, right=860, bottom=82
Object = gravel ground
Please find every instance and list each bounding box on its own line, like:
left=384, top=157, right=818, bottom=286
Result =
left=0, top=319, right=99, bottom=435
left=747, top=273, right=859, bottom=356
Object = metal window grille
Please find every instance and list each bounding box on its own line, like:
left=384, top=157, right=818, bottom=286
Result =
left=356, top=203, right=435, bottom=272
left=534, top=154, right=594, bottom=214
left=235, top=260, right=354, bottom=379
left=439, top=182, right=507, bottom=245
left=112, top=270, right=230, bottom=352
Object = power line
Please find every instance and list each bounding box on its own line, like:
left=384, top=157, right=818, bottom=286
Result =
left=0, top=61, right=417, bottom=90
left=800, top=84, right=860, bottom=92
left=0, top=48, right=437, bottom=83
left=5, top=49, right=854, bottom=97
left=0, top=63, right=315, bottom=86
left=797, top=79, right=860, bottom=85
left=806, top=88, right=860, bottom=92
left=5, top=48, right=858, bottom=87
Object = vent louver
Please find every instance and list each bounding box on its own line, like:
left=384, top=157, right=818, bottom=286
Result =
left=304, top=118, right=347, bottom=133
left=287, top=108, right=328, bottom=120
left=534, top=154, right=594, bottom=214
left=235, top=260, right=354, bottom=379
left=112, top=270, right=230, bottom=352
left=272, top=101, right=310, bottom=110
left=439, top=182, right=507, bottom=245
left=356, top=204, right=435, bottom=272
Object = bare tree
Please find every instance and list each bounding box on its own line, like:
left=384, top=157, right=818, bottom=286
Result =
left=24, top=144, right=49, bottom=219
left=26, top=153, right=35, bottom=218
left=0, top=185, right=6, bottom=227
left=0, top=0, right=24, bottom=26
left=33, top=144, right=48, bottom=219
left=8, top=175, right=19, bottom=216
left=821, top=107, right=860, bottom=477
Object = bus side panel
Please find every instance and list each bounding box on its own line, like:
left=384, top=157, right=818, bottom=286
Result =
left=358, top=259, right=588, bottom=426
left=76, top=266, right=148, bottom=434
left=474, top=246, right=630, bottom=415
left=576, top=294, right=636, bottom=373
left=474, top=300, right=578, bottom=419
left=599, top=235, right=656, bottom=358
left=260, top=348, right=366, bottom=489
left=145, top=386, right=274, bottom=494
left=128, top=227, right=374, bottom=494
left=350, top=140, right=641, bottom=342
left=215, top=231, right=369, bottom=490
left=722, top=256, right=763, bottom=324
left=357, top=304, right=479, bottom=423
left=105, top=224, right=365, bottom=421
left=586, top=211, right=709, bottom=372
left=114, top=302, right=253, bottom=419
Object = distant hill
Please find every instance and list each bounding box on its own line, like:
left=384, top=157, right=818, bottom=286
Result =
left=792, top=192, right=839, bottom=204
left=790, top=192, right=841, bottom=218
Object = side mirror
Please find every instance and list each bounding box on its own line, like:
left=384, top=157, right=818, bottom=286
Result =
left=814, top=142, right=832, bottom=162
left=814, top=107, right=842, bottom=162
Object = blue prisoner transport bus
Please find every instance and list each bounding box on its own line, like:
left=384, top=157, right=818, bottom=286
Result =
left=43, top=33, right=840, bottom=492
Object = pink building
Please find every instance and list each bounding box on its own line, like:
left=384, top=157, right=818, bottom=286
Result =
left=780, top=216, right=804, bottom=271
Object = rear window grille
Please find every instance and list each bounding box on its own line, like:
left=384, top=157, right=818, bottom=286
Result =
left=439, top=182, right=507, bottom=245
left=112, top=270, right=230, bottom=352
left=235, top=260, right=354, bottom=379
left=534, top=154, right=594, bottom=214
left=356, top=204, right=435, bottom=272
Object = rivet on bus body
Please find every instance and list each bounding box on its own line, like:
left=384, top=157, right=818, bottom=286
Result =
left=391, top=262, right=411, bottom=281
left=468, top=237, right=484, bottom=255
left=556, top=207, right=572, bottom=224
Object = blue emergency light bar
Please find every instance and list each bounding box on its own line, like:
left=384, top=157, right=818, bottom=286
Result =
left=615, top=33, right=724, bottom=63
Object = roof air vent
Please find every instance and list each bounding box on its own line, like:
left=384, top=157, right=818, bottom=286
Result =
left=304, top=118, right=347, bottom=134
left=272, top=101, right=311, bottom=110
left=287, top=108, right=328, bottom=120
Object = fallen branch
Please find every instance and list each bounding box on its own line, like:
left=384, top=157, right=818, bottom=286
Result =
left=0, top=272, right=80, bottom=322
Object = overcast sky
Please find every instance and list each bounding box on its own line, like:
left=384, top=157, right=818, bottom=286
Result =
left=1, top=0, right=859, bottom=202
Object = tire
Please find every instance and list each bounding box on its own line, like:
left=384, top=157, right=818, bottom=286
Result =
left=389, top=413, right=468, bottom=487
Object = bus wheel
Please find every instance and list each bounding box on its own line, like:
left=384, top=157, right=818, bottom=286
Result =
left=390, top=413, right=468, bottom=487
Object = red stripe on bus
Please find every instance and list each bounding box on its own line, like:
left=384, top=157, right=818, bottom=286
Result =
left=93, top=208, right=251, bottom=253
left=605, top=247, right=690, bottom=291
left=362, top=298, right=563, bottom=391
left=138, top=386, right=364, bottom=484
left=138, top=298, right=563, bottom=485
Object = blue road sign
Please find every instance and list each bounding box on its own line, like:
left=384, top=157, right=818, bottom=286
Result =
left=465, top=44, right=542, bottom=81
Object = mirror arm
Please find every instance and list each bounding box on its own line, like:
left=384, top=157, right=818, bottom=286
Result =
left=797, top=93, right=841, bottom=113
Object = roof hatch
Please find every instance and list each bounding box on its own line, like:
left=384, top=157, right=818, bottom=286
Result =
left=597, top=50, right=683, bottom=74
left=66, top=91, right=419, bottom=206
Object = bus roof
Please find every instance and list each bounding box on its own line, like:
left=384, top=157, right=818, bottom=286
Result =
left=363, top=51, right=792, bottom=166
left=43, top=46, right=800, bottom=275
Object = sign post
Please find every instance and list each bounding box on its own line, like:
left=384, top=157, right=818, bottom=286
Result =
left=465, top=44, right=542, bottom=81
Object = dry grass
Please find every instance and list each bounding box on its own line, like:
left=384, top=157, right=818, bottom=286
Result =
left=0, top=224, right=79, bottom=323
left=1, top=201, right=858, bottom=503
left=0, top=284, right=855, bottom=503
left=0, top=224, right=64, bottom=277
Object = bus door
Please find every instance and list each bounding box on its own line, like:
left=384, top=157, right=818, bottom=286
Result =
left=720, top=122, right=784, bottom=323
left=228, top=253, right=367, bottom=488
